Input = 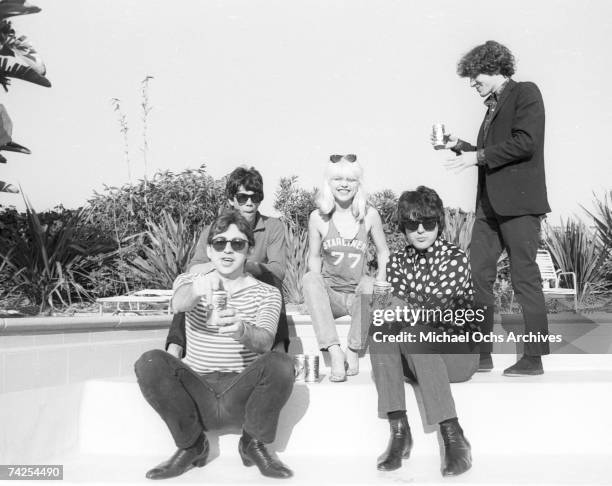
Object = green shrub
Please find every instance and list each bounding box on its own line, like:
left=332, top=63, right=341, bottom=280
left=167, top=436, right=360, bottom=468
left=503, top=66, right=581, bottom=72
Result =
left=122, top=211, right=200, bottom=289
left=0, top=199, right=116, bottom=312
left=85, top=165, right=226, bottom=240
left=273, top=176, right=317, bottom=230
left=282, top=225, right=309, bottom=304
left=543, top=218, right=608, bottom=304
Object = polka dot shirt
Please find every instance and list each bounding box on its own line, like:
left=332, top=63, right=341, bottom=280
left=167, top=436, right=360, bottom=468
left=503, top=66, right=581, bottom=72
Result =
left=386, top=238, right=477, bottom=332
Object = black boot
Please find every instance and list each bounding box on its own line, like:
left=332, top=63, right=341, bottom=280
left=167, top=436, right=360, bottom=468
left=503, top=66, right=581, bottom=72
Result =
left=478, top=352, right=494, bottom=372
left=146, top=433, right=209, bottom=479
left=238, top=433, right=293, bottom=479
left=439, top=418, right=471, bottom=477
left=503, top=354, right=543, bottom=376
left=377, top=416, right=413, bottom=471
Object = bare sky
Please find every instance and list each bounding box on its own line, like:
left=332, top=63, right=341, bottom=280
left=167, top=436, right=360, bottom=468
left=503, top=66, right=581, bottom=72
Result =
left=1, top=0, right=611, bottom=222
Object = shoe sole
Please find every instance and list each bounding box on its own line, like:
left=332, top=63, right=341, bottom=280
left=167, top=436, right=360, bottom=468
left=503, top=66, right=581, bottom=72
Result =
left=503, top=371, right=544, bottom=376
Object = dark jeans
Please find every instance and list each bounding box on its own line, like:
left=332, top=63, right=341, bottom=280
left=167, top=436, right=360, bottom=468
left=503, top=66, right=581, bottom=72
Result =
left=369, top=325, right=478, bottom=426
left=471, top=191, right=549, bottom=356
left=134, top=350, right=295, bottom=448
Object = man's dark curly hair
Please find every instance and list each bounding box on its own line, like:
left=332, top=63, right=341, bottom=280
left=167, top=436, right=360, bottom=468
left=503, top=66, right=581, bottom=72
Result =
left=457, top=40, right=515, bottom=78
left=396, top=186, right=445, bottom=234
left=225, top=166, right=264, bottom=201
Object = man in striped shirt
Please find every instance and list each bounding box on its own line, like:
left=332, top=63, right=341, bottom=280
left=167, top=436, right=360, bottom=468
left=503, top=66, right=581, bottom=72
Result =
left=135, top=210, right=295, bottom=480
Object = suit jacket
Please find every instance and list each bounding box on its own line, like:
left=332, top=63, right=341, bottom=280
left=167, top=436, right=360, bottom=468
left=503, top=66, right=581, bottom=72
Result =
left=457, top=79, right=551, bottom=216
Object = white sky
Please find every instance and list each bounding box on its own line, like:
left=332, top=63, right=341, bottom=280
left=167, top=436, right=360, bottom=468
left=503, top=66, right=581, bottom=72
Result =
left=1, top=0, right=611, bottom=223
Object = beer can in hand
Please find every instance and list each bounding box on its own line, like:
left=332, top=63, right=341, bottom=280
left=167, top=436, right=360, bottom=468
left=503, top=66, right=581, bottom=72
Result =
left=208, top=289, right=227, bottom=327
left=432, top=123, right=446, bottom=150
left=373, top=281, right=392, bottom=308
left=211, top=290, right=227, bottom=311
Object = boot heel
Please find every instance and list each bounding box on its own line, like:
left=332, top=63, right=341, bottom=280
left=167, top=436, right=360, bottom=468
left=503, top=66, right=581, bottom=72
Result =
left=193, top=457, right=207, bottom=468
left=239, top=448, right=254, bottom=467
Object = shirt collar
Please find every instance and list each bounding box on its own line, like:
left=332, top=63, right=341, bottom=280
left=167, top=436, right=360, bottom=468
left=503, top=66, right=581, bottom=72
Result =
left=484, top=77, right=510, bottom=105
left=404, top=237, right=444, bottom=259
left=252, top=212, right=265, bottom=232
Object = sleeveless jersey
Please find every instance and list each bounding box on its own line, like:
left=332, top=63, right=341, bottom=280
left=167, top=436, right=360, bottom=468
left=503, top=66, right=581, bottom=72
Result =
left=321, top=218, right=368, bottom=292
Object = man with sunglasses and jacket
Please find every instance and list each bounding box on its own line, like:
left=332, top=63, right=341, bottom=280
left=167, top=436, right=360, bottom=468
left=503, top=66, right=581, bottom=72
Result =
left=165, top=166, right=290, bottom=358
left=440, top=40, right=550, bottom=376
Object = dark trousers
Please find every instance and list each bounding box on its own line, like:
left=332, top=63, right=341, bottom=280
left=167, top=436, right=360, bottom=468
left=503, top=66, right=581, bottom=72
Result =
left=134, top=350, right=295, bottom=448
left=470, top=192, right=550, bottom=356
left=369, top=327, right=478, bottom=426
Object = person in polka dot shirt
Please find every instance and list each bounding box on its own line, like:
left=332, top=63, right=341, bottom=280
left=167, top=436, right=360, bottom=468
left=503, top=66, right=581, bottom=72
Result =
left=369, top=186, right=478, bottom=478
left=386, top=236, right=477, bottom=334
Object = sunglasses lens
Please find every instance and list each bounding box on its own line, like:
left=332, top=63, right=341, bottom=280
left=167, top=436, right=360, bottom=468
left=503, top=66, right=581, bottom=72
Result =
left=211, top=239, right=228, bottom=251
left=235, top=193, right=262, bottom=205
left=405, top=219, right=438, bottom=232
left=422, top=219, right=438, bottom=231
left=211, top=239, right=248, bottom=251
left=405, top=220, right=420, bottom=232
left=230, top=239, right=247, bottom=251
left=330, top=154, right=357, bottom=163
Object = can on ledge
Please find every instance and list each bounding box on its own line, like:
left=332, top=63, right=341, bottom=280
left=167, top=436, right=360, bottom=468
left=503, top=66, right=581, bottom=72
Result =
left=294, top=354, right=320, bottom=382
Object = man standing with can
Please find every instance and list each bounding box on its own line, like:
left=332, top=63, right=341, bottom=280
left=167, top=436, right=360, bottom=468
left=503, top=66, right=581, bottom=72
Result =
left=440, top=40, right=551, bottom=376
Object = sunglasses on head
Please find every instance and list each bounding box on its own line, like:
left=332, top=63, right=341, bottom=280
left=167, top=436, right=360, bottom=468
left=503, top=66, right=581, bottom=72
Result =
left=210, top=238, right=249, bottom=252
left=234, top=192, right=263, bottom=205
left=330, top=154, right=357, bottom=163
left=404, top=217, right=438, bottom=232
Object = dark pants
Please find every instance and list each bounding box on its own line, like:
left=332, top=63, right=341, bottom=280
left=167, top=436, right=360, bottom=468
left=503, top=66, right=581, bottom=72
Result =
left=369, top=326, right=478, bottom=426
left=470, top=192, right=549, bottom=356
left=134, top=350, right=295, bottom=448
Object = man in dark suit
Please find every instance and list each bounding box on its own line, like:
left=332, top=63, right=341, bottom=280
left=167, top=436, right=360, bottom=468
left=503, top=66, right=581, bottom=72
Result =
left=441, top=40, right=551, bottom=376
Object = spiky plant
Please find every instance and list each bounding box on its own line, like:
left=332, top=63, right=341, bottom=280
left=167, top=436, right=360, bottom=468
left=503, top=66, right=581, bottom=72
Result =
left=122, top=211, right=199, bottom=289
left=0, top=199, right=115, bottom=312
left=543, top=219, right=608, bottom=303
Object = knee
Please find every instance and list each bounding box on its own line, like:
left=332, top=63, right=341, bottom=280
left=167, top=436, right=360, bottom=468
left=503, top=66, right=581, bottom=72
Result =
left=261, top=352, right=295, bottom=385
left=134, top=349, right=170, bottom=383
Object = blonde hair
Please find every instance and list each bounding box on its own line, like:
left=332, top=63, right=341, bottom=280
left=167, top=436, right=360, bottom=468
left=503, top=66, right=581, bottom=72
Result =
left=316, top=159, right=368, bottom=221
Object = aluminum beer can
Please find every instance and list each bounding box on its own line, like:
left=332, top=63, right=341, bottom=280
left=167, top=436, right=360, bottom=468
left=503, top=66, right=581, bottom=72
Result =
left=294, top=354, right=319, bottom=382
left=373, top=281, right=392, bottom=308
left=305, top=355, right=320, bottom=382
left=211, top=290, right=227, bottom=311
left=432, top=123, right=446, bottom=150
left=294, top=354, right=306, bottom=381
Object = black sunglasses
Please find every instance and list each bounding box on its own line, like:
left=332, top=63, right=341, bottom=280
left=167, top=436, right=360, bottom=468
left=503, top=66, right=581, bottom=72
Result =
left=330, top=154, right=357, bottom=163
left=210, top=238, right=249, bottom=252
left=404, top=218, right=438, bottom=232
left=234, top=192, right=263, bottom=205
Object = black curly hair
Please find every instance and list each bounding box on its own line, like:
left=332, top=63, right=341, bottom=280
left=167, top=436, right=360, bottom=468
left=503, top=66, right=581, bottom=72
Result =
left=225, top=166, right=264, bottom=201
left=457, top=40, right=515, bottom=78
left=396, top=186, right=445, bottom=234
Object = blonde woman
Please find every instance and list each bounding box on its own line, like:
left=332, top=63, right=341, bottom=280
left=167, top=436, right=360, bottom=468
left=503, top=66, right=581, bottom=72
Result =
left=302, top=154, right=389, bottom=382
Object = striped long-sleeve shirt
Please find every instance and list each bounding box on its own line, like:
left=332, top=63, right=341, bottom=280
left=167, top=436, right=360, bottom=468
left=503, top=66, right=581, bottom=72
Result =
left=172, top=273, right=281, bottom=373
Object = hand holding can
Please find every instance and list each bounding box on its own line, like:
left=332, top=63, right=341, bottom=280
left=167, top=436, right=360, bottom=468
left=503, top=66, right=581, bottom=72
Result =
left=432, top=123, right=447, bottom=150
left=372, top=281, right=393, bottom=309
